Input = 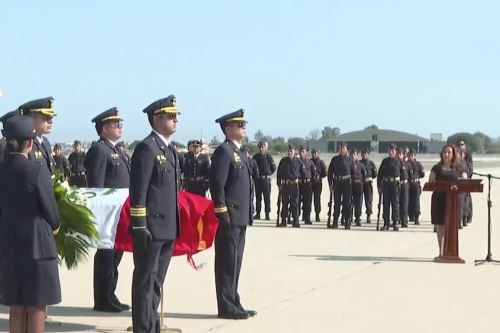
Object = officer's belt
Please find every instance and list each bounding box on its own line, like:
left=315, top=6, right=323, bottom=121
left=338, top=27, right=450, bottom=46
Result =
left=299, top=178, right=311, bottom=183
left=409, top=179, right=420, bottom=183
left=334, top=175, right=351, bottom=180
left=257, top=175, right=270, bottom=179
left=284, top=179, right=299, bottom=184
left=400, top=179, right=408, bottom=184
left=71, top=171, right=86, bottom=176
left=383, top=177, right=400, bottom=182
left=186, top=176, right=206, bottom=181
left=352, top=179, right=362, bottom=184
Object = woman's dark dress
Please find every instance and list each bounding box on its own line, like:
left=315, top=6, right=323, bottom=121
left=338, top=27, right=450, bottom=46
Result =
left=430, top=163, right=461, bottom=225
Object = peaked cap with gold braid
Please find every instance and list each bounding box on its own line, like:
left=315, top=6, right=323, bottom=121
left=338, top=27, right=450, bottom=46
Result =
left=19, top=97, right=56, bottom=117
left=143, top=95, right=181, bottom=116
left=91, top=107, right=123, bottom=125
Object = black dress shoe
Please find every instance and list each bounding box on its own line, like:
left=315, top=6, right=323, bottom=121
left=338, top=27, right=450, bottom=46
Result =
left=246, top=310, right=257, bottom=317
left=116, top=302, right=130, bottom=311
left=218, top=312, right=249, bottom=320
left=94, top=303, right=123, bottom=313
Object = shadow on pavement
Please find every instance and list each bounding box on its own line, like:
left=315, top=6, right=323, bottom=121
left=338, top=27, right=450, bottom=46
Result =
left=290, top=254, right=435, bottom=263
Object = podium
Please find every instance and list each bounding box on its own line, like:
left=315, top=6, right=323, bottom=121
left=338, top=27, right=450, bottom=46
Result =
left=423, top=179, right=483, bottom=263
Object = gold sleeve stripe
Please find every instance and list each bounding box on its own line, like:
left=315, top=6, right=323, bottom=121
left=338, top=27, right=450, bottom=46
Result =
left=131, top=207, right=147, bottom=217
left=154, top=106, right=178, bottom=114
left=214, top=206, right=228, bottom=213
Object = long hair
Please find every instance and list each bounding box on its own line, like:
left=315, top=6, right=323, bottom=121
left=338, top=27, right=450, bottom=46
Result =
left=439, top=144, right=458, bottom=167
left=5, top=137, right=31, bottom=155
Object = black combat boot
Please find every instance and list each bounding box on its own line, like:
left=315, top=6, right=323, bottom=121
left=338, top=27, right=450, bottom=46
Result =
left=333, top=219, right=339, bottom=229
left=366, top=214, right=371, bottom=223
left=381, top=222, right=390, bottom=231
left=414, top=216, right=420, bottom=225
left=292, top=219, right=301, bottom=228
left=253, top=213, right=261, bottom=220
left=265, top=213, right=270, bottom=221
left=355, top=218, right=361, bottom=227
left=392, top=222, right=399, bottom=231
left=279, top=219, right=287, bottom=227
left=315, top=212, right=320, bottom=222
left=304, top=214, right=312, bottom=225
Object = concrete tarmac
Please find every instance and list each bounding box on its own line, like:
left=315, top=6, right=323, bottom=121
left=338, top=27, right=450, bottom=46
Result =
left=1, top=157, right=499, bottom=333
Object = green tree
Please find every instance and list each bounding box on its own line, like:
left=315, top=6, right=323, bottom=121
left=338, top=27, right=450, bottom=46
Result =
left=447, top=133, right=480, bottom=152
left=254, top=129, right=265, bottom=142
left=364, top=124, right=378, bottom=130
left=320, top=126, right=340, bottom=141
left=209, top=136, right=221, bottom=146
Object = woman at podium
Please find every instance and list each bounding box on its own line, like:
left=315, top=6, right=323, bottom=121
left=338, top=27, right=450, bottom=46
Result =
left=429, top=144, right=468, bottom=256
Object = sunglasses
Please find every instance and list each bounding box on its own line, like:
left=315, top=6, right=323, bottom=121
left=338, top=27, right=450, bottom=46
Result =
left=41, top=115, right=54, bottom=122
left=107, top=121, right=123, bottom=129
left=231, top=122, right=246, bottom=128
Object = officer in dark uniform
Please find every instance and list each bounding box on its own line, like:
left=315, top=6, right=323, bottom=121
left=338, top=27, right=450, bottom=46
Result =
left=210, top=109, right=255, bottom=320
left=130, top=95, right=181, bottom=332
left=398, top=148, right=411, bottom=228
left=84, top=107, right=130, bottom=313
left=18, top=97, right=57, bottom=173
left=0, top=115, right=61, bottom=332
left=310, top=149, right=327, bottom=222
left=377, top=144, right=401, bottom=231
left=0, top=109, right=20, bottom=161
left=360, top=149, right=377, bottom=223
left=53, top=143, right=70, bottom=180
left=277, top=144, right=302, bottom=228
left=327, top=142, right=352, bottom=229
left=408, top=149, right=425, bottom=224
left=183, top=139, right=211, bottom=196
left=350, top=149, right=366, bottom=227
left=68, top=140, right=87, bottom=187
left=242, top=145, right=258, bottom=225
left=252, top=141, right=276, bottom=221
left=298, top=146, right=316, bottom=224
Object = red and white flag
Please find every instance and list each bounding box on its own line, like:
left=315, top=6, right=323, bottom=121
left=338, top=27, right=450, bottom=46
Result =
left=85, top=189, right=219, bottom=260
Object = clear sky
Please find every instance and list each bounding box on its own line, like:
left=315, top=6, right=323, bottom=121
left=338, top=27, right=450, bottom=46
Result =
left=1, top=1, right=499, bottom=144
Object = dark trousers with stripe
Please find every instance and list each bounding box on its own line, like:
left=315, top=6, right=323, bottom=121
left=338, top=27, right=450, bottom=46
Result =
left=215, top=225, right=247, bottom=314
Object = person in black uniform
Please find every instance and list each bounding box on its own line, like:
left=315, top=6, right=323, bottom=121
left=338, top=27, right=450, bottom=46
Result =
left=360, top=149, right=377, bottom=223
left=210, top=109, right=256, bottom=320
left=68, top=140, right=87, bottom=187
left=242, top=145, right=258, bottom=225
left=84, top=107, right=130, bottom=313
left=277, top=144, right=302, bottom=228
left=408, top=149, right=425, bottom=225
left=458, top=140, right=473, bottom=225
left=252, top=141, right=276, bottom=221
left=0, top=115, right=61, bottom=333
left=53, top=143, right=70, bottom=181
left=350, top=149, right=366, bottom=227
left=327, top=142, right=352, bottom=229
left=377, top=144, right=401, bottom=231
left=0, top=109, right=20, bottom=161
left=130, top=95, right=181, bottom=332
left=310, top=149, right=327, bottom=222
left=18, top=97, right=57, bottom=173
left=116, top=141, right=131, bottom=164
left=183, top=139, right=211, bottom=196
left=298, top=146, right=316, bottom=224
left=398, top=148, right=411, bottom=228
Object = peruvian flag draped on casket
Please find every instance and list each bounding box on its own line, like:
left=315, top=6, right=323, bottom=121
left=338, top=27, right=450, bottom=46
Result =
left=85, top=189, right=219, bottom=257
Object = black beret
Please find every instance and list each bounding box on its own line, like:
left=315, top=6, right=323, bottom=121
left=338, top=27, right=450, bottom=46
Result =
left=389, top=143, right=397, bottom=150
left=74, top=140, right=81, bottom=146
left=215, top=109, right=247, bottom=125
left=350, top=148, right=358, bottom=154
left=19, top=97, right=56, bottom=116
left=187, top=140, right=193, bottom=146
left=311, top=148, right=318, bottom=154
left=339, top=142, right=348, bottom=147
left=0, top=109, right=20, bottom=124
left=2, top=115, right=36, bottom=140
left=258, top=141, right=266, bottom=147
left=409, top=149, right=416, bottom=154
left=191, top=139, right=202, bottom=146
left=54, top=143, right=62, bottom=150
left=288, top=144, right=296, bottom=150
left=299, top=146, right=306, bottom=151
left=143, top=95, right=180, bottom=115
left=91, top=107, right=122, bottom=124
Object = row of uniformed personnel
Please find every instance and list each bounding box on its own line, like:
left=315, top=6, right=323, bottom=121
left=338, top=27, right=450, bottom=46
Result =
left=0, top=96, right=256, bottom=332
